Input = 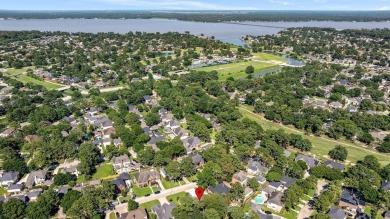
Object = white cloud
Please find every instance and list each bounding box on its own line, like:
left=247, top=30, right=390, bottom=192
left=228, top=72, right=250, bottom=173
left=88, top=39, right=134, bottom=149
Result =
left=268, top=0, right=292, bottom=6
left=94, top=0, right=258, bottom=10
left=379, top=6, right=389, bottom=10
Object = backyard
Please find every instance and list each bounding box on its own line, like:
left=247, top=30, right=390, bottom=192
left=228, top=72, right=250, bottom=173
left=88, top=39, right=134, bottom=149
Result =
left=92, top=163, right=114, bottom=180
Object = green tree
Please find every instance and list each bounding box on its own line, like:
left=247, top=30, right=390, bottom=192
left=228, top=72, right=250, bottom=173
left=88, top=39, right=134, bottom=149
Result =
left=229, top=206, right=245, bottom=219
left=245, top=65, right=255, bottom=74
left=78, top=143, right=101, bottom=177
left=283, top=184, right=303, bottom=210
left=53, top=172, right=76, bottom=186
left=127, top=200, right=139, bottom=211
left=26, top=189, right=59, bottom=219
left=247, top=177, right=260, bottom=191
left=229, top=182, right=244, bottom=201
left=2, top=198, right=26, bottom=219
left=61, top=190, right=82, bottom=213
left=328, top=145, right=348, bottom=161
left=204, top=208, right=220, bottom=219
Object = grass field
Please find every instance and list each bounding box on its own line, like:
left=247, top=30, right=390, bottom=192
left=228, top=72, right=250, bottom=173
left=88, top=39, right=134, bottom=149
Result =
left=92, top=163, right=114, bottom=180
left=239, top=105, right=390, bottom=165
left=167, top=192, right=188, bottom=204
left=253, top=53, right=286, bottom=62
left=132, top=186, right=153, bottom=197
left=140, top=200, right=160, bottom=211
left=4, top=68, right=64, bottom=90
left=161, top=179, right=184, bottom=189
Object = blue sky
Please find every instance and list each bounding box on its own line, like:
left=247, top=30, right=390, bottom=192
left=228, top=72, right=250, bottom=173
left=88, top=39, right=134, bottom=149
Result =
left=1, top=0, right=389, bottom=11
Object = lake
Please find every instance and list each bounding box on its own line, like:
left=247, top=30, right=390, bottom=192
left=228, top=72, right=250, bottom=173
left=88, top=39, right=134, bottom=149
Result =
left=1, top=19, right=390, bottom=46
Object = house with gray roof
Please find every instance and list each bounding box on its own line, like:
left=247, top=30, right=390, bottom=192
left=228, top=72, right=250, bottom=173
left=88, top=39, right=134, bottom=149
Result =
left=295, top=154, right=319, bottom=168
left=111, top=155, right=131, bottom=174
left=61, top=164, right=79, bottom=177
left=266, top=191, right=284, bottom=212
left=232, top=171, right=248, bottom=186
left=323, top=160, right=345, bottom=170
left=189, top=153, right=204, bottom=168
left=0, top=171, right=19, bottom=186
left=281, top=175, right=296, bottom=189
left=338, top=189, right=365, bottom=212
left=26, top=170, right=46, bottom=189
left=26, top=189, right=42, bottom=202
left=151, top=203, right=176, bottom=219
left=381, top=181, right=390, bottom=192
left=328, top=206, right=346, bottom=219
left=208, top=182, right=231, bottom=195
left=247, top=160, right=268, bottom=176
left=384, top=210, right=390, bottom=219
left=7, top=183, right=23, bottom=194
left=119, top=208, right=148, bottom=219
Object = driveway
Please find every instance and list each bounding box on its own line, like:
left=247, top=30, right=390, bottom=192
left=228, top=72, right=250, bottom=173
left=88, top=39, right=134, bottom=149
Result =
left=297, top=179, right=328, bottom=219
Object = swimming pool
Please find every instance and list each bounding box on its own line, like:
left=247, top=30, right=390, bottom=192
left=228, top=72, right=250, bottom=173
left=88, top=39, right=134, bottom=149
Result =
left=253, top=195, right=265, bottom=205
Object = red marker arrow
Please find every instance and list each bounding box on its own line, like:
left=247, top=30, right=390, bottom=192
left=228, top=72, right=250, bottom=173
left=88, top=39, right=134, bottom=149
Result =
left=195, top=187, right=204, bottom=200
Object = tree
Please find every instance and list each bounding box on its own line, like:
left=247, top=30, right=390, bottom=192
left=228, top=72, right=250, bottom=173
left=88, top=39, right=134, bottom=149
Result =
left=78, top=143, right=101, bottom=177
left=127, top=200, right=139, bottom=211
left=26, top=189, right=59, bottom=219
left=145, top=112, right=160, bottom=126
left=229, top=182, right=244, bottom=201
left=61, top=190, right=82, bottom=213
left=229, top=206, right=245, bottom=219
left=361, top=155, right=380, bottom=172
left=202, top=194, right=228, bottom=218
left=137, top=147, right=155, bottom=166
left=310, top=213, right=332, bottom=219
left=266, top=171, right=282, bottom=182
left=165, top=161, right=182, bottom=181
left=328, top=145, right=348, bottom=161
left=283, top=184, right=303, bottom=210
left=2, top=158, right=26, bottom=173
left=247, top=177, right=260, bottom=191
left=204, top=208, right=220, bottom=219
left=245, top=65, right=255, bottom=74
left=53, top=172, right=76, bottom=186
left=2, top=198, right=26, bottom=219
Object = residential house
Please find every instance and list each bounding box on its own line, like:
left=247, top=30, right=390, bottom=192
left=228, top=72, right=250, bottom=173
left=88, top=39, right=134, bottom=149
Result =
left=244, top=187, right=253, bottom=198
left=119, top=208, right=148, bottom=219
left=328, top=206, right=347, bottom=219
left=247, top=160, right=268, bottom=176
left=111, top=155, right=131, bottom=174
left=281, top=175, right=296, bottom=190
left=338, top=189, right=365, bottom=213
left=323, top=160, right=345, bottom=171
left=266, top=191, right=284, bottom=212
left=0, top=171, right=19, bottom=186
left=208, top=182, right=231, bottom=195
left=134, top=170, right=160, bottom=187
left=158, top=109, right=168, bottom=117
left=182, top=137, right=201, bottom=154
left=111, top=177, right=127, bottom=192
left=381, top=181, right=390, bottom=192
left=189, top=153, right=204, bottom=168
left=329, top=101, right=343, bottom=109
left=151, top=203, right=176, bottom=219
left=26, top=170, right=46, bottom=189
left=0, top=127, right=15, bottom=138
left=384, top=210, right=390, bottom=219
left=24, top=135, right=41, bottom=143
left=26, top=189, right=42, bottom=202
left=256, top=175, right=267, bottom=184
left=232, top=171, right=248, bottom=186
left=295, top=154, right=319, bottom=168
left=143, top=95, right=153, bottom=105
left=61, top=164, right=79, bottom=177
left=7, top=184, right=23, bottom=194
left=355, top=208, right=370, bottom=219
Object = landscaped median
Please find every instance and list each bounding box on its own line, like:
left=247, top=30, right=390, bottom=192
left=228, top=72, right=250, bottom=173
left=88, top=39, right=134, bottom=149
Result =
left=239, top=104, right=390, bottom=165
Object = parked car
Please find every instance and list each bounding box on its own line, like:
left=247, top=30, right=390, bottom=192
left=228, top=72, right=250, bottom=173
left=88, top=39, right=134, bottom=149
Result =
left=145, top=194, right=150, bottom=197
left=154, top=191, right=160, bottom=194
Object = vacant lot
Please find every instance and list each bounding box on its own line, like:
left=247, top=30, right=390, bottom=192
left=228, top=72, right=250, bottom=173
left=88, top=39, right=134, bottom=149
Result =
left=239, top=105, right=390, bottom=165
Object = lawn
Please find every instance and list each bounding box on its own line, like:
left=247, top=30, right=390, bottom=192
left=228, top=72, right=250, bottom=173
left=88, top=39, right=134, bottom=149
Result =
left=92, top=163, right=114, bottom=180
left=239, top=105, right=390, bottom=165
left=195, top=61, right=277, bottom=81
left=4, top=68, right=64, bottom=90
left=140, top=200, right=160, bottom=211
left=76, top=175, right=86, bottom=183
left=132, top=186, right=152, bottom=197
left=161, top=179, right=184, bottom=189
left=187, top=175, right=197, bottom=182
left=253, top=53, right=287, bottom=62
left=0, top=187, right=9, bottom=196
left=167, top=192, right=188, bottom=204
left=109, top=212, right=116, bottom=219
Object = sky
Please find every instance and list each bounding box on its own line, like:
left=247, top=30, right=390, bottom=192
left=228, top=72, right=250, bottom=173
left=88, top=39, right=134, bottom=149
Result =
left=0, top=0, right=389, bottom=11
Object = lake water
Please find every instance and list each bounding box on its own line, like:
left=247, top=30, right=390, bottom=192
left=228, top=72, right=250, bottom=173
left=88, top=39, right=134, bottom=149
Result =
left=1, top=19, right=390, bottom=46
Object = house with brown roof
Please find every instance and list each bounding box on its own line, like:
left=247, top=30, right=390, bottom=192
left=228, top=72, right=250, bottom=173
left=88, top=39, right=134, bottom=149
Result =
left=111, top=155, right=131, bottom=174
left=0, top=127, right=15, bottom=138
left=26, top=170, right=46, bottom=189
left=134, top=170, right=160, bottom=187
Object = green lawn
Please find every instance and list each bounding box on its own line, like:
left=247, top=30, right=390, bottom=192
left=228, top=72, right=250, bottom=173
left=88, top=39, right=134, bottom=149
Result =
left=167, top=192, right=188, bottom=204
left=140, top=200, right=160, bottom=211
left=4, top=68, right=64, bottom=90
left=253, top=53, right=286, bottom=62
left=0, top=187, right=9, bottom=196
left=151, top=186, right=159, bottom=193
left=195, top=61, right=277, bottom=81
left=239, top=105, right=390, bottom=165
left=92, top=163, right=114, bottom=180
left=132, top=186, right=153, bottom=197
left=109, top=212, right=116, bottom=219
left=161, top=179, right=184, bottom=189
left=187, top=175, right=197, bottom=182
left=76, top=175, right=86, bottom=183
